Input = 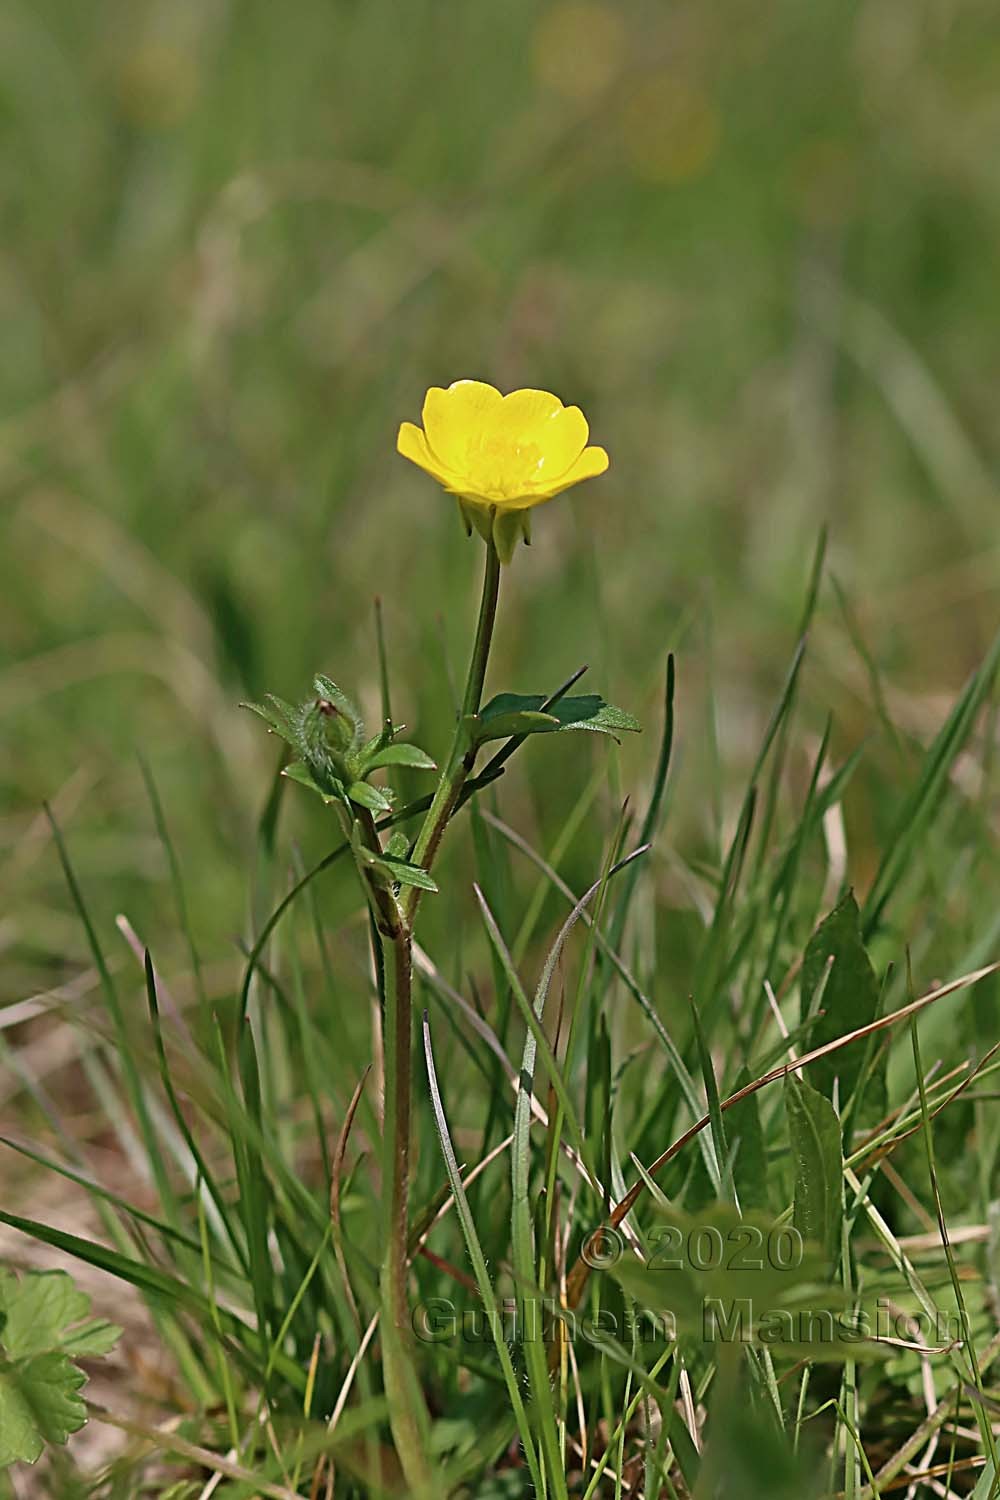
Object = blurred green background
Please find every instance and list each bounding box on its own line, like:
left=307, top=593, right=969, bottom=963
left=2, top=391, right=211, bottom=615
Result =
left=4, top=0, right=1000, bottom=1000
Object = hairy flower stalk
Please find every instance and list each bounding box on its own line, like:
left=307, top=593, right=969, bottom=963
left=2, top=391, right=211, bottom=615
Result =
left=404, top=538, right=501, bottom=910
left=373, top=539, right=501, bottom=1494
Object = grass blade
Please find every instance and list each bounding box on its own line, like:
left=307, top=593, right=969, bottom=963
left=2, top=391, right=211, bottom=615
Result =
left=422, top=1012, right=545, bottom=1496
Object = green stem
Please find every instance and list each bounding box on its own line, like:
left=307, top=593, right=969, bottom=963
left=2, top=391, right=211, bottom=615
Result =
left=359, top=543, right=502, bottom=1493
left=405, top=539, right=501, bottom=920
left=343, top=808, right=433, bottom=1492
left=379, top=922, right=435, bottom=1497
left=459, top=536, right=502, bottom=722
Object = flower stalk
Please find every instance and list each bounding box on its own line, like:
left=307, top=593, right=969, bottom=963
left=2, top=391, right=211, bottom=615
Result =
left=374, top=538, right=501, bottom=1493
left=377, top=919, right=435, bottom=1497
left=404, top=537, right=501, bottom=916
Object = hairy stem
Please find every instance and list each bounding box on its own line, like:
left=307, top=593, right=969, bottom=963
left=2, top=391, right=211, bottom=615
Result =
left=361, top=540, right=501, bottom=1491
left=405, top=539, right=501, bottom=920
left=346, top=807, right=433, bottom=1491
left=378, top=922, right=435, bottom=1496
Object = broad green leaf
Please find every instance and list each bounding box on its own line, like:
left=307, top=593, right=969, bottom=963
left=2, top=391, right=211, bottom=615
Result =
left=698, top=1394, right=826, bottom=1500
left=0, top=1211, right=302, bottom=1390
left=0, top=1271, right=122, bottom=1469
left=785, top=1073, right=843, bottom=1267
left=728, top=1069, right=769, bottom=1212
left=363, top=742, right=437, bottom=772
left=373, top=853, right=439, bottom=892
left=349, top=825, right=438, bottom=890
left=0, top=1271, right=122, bottom=1365
left=467, top=710, right=561, bottom=743
left=0, top=1270, right=90, bottom=1360
left=58, top=1322, right=123, bottom=1358
left=0, top=1354, right=87, bottom=1466
left=607, top=1250, right=703, bottom=1334
left=347, top=780, right=394, bottom=814
left=470, top=692, right=640, bottom=746
left=609, top=1205, right=857, bottom=1359
left=800, top=891, right=879, bottom=1106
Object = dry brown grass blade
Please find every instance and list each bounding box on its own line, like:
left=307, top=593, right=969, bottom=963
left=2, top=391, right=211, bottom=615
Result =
left=416, top=1243, right=479, bottom=1294
left=85, top=1405, right=304, bottom=1500
left=853, top=1038, right=1000, bottom=1174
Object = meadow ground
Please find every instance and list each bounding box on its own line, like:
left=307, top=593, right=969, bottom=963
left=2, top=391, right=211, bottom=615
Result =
left=3, top=1, right=1000, bottom=1495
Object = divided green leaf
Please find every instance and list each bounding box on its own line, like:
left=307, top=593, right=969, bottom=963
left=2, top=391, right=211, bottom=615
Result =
left=0, top=1270, right=121, bottom=1468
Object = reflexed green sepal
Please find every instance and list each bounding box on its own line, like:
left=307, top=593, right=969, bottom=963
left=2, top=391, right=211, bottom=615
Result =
left=456, top=500, right=531, bottom=563
left=491, top=509, right=522, bottom=565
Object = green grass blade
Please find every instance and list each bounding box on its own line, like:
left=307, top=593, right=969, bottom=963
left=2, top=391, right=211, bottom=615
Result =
left=863, top=626, right=1000, bottom=937
left=422, top=1012, right=545, bottom=1495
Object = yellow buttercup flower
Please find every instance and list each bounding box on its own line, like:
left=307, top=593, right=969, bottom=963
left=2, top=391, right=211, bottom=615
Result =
left=397, top=380, right=609, bottom=562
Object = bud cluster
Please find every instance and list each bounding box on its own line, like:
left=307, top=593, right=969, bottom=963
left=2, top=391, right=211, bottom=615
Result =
left=242, top=673, right=436, bottom=818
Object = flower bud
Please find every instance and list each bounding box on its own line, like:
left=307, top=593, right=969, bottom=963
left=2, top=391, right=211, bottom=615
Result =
left=315, top=696, right=357, bottom=755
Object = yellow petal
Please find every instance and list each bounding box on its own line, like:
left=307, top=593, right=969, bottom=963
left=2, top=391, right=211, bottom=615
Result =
left=422, top=380, right=503, bottom=469
left=520, top=443, right=610, bottom=505
left=537, top=404, right=590, bottom=479
left=396, top=421, right=457, bottom=487
left=494, top=387, right=566, bottom=433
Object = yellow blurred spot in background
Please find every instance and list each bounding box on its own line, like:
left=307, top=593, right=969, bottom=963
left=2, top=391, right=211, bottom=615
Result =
left=532, top=2, right=626, bottom=102
left=619, top=73, right=720, bottom=185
